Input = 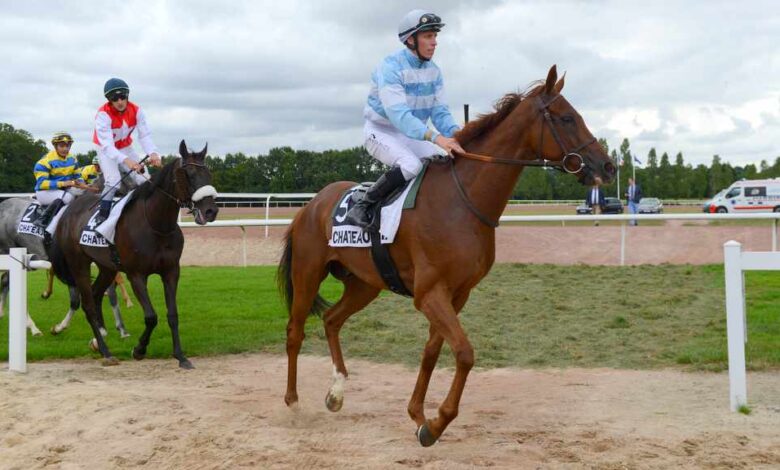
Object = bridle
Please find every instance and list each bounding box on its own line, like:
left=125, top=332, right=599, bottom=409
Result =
left=449, top=95, right=606, bottom=228
left=143, top=159, right=218, bottom=235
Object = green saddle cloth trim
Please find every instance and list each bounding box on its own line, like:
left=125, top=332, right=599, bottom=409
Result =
left=401, top=160, right=429, bottom=210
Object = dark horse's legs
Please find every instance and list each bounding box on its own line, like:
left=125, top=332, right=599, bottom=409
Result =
left=161, top=265, right=192, bottom=369
left=71, top=258, right=118, bottom=365
left=322, top=275, right=381, bottom=412
left=412, top=285, right=474, bottom=447
left=127, top=273, right=158, bottom=361
left=91, top=266, right=118, bottom=343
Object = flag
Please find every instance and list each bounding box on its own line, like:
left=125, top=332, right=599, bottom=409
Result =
left=633, top=156, right=642, bottom=165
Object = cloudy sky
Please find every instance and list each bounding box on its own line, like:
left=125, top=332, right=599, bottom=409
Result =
left=1, top=0, right=778, bottom=167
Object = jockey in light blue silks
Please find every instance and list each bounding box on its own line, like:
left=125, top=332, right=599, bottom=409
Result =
left=343, top=9, right=465, bottom=229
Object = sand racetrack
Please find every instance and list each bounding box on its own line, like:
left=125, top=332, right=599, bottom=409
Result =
left=2, top=208, right=780, bottom=468
left=2, top=354, right=779, bottom=469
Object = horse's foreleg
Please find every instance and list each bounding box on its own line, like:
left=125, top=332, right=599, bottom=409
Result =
left=407, top=325, right=444, bottom=426
left=413, top=286, right=474, bottom=447
left=106, top=283, right=129, bottom=338
left=322, top=277, right=380, bottom=412
left=127, top=273, right=157, bottom=362
left=408, top=292, right=469, bottom=427
left=51, top=286, right=80, bottom=335
left=115, top=273, right=133, bottom=308
left=161, top=266, right=190, bottom=369
left=26, top=311, right=43, bottom=336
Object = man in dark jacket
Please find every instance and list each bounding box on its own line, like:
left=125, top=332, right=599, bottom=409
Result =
left=585, top=183, right=605, bottom=226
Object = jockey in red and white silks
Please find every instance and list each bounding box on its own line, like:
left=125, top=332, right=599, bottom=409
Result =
left=93, top=77, right=162, bottom=224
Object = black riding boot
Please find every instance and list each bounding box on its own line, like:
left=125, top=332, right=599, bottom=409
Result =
left=35, top=198, right=64, bottom=229
left=343, top=166, right=407, bottom=230
left=94, top=199, right=113, bottom=226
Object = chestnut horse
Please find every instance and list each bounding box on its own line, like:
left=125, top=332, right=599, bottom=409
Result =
left=278, top=66, right=615, bottom=446
left=49, top=141, right=219, bottom=368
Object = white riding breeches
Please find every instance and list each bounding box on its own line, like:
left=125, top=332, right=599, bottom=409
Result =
left=99, top=146, right=148, bottom=199
left=35, top=189, right=77, bottom=206
left=364, top=120, right=443, bottom=180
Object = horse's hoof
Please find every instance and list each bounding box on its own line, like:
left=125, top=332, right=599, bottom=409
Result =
left=41, top=292, right=51, bottom=299
left=179, top=359, right=195, bottom=370
left=132, top=347, right=145, bottom=361
left=325, top=391, right=343, bottom=412
left=50, top=326, right=60, bottom=336
left=285, top=394, right=299, bottom=407
left=31, top=330, right=43, bottom=337
left=416, top=422, right=438, bottom=447
left=89, top=338, right=99, bottom=352
left=119, top=331, right=131, bottom=339
left=102, top=356, right=120, bottom=366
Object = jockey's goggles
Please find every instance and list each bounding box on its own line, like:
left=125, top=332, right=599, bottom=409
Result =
left=108, top=91, right=128, bottom=102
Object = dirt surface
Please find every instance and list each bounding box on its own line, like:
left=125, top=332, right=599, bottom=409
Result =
left=179, top=206, right=776, bottom=266
left=2, top=354, right=779, bottom=469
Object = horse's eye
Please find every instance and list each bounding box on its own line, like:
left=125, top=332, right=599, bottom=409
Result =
left=561, top=115, right=575, bottom=124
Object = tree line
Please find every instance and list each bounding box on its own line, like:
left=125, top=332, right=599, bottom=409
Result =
left=2, top=123, right=779, bottom=200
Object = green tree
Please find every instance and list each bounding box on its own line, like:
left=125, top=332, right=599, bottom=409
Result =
left=0, top=123, right=48, bottom=192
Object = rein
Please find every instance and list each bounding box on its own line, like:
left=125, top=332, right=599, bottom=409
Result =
left=450, top=95, right=598, bottom=228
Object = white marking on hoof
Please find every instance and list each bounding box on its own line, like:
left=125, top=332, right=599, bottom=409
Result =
left=89, top=338, right=99, bottom=352
left=99, top=327, right=108, bottom=338
left=326, top=364, right=347, bottom=408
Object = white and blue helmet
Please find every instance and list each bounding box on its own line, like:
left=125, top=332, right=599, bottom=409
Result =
left=398, top=10, right=445, bottom=44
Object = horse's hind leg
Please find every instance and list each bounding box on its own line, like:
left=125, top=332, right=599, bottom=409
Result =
left=106, top=283, right=130, bottom=338
left=51, top=286, right=80, bottom=335
left=126, top=273, right=158, bottom=362
left=72, top=260, right=117, bottom=365
left=115, top=273, right=133, bottom=308
left=89, top=267, right=118, bottom=350
left=41, top=267, right=55, bottom=299
left=285, top=260, right=328, bottom=407
left=322, top=275, right=380, bottom=412
left=2, top=272, right=42, bottom=335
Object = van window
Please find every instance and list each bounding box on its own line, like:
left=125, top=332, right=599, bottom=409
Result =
left=745, top=186, right=766, bottom=197
left=725, top=187, right=741, bottom=199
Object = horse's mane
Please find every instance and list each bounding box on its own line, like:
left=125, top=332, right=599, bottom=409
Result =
left=134, top=158, right=179, bottom=200
left=456, top=81, right=545, bottom=146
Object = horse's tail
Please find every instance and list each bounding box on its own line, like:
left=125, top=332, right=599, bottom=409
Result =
left=48, top=238, right=75, bottom=286
left=276, top=225, right=330, bottom=318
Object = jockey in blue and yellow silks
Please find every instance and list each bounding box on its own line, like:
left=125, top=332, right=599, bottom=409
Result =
left=343, top=9, right=464, bottom=230
left=79, top=156, right=101, bottom=186
left=33, top=132, right=94, bottom=228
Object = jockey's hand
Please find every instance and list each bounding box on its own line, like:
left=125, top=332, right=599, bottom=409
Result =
left=434, top=135, right=466, bottom=157
left=148, top=152, right=162, bottom=168
left=123, top=157, right=143, bottom=173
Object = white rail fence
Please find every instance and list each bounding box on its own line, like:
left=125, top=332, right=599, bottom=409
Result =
left=722, top=241, right=778, bottom=411
left=1, top=248, right=51, bottom=373
left=180, top=212, right=780, bottom=267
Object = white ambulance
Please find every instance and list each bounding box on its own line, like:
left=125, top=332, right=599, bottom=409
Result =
left=708, top=178, right=780, bottom=213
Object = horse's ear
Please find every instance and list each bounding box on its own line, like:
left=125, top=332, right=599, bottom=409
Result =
left=197, top=143, right=208, bottom=160
left=544, top=65, right=558, bottom=95
left=179, top=140, right=188, bottom=158
left=554, top=71, right=566, bottom=94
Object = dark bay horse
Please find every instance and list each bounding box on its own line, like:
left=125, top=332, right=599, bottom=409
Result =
left=50, top=141, right=219, bottom=368
left=278, top=66, right=615, bottom=446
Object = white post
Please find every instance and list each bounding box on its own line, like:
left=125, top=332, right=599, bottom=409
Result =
left=264, top=195, right=272, bottom=238
left=723, top=240, right=747, bottom=411
left=8, top=247, right=27, bottom=373
left=241, top=225, right=247, bottom=267
left=620, top=222, right=626, bottom=266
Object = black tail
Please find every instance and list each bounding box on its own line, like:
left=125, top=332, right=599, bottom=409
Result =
left=276, top=226, right=330, bottom=318
left=47, top=238, right=75, bottom=286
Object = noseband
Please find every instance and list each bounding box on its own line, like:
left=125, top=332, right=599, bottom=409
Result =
left=450, top=95, right=600, bottom=228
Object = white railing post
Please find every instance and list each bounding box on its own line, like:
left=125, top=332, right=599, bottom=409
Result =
left=723, top=240, right=747, bottom=411
left=620, top=222, right=626, bottom=266
left=8, top=247, right=28, bottom=373
left=241, top=225, right=247, bottom=267
left=265, top=195, right=272, bottom=238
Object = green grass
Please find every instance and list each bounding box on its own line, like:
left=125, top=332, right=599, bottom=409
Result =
left=1, top=264, right=779, bottom=372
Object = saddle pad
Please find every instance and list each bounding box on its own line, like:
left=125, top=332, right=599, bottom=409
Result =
left=329, top=177, right=421, bottom=248
left=16, top=202, right=44, bottom=239
left=80, top=190, right=135, bottom=247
